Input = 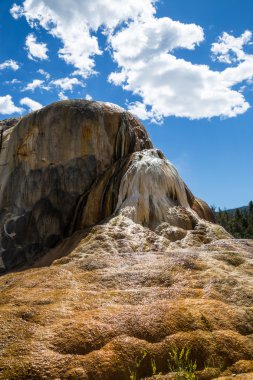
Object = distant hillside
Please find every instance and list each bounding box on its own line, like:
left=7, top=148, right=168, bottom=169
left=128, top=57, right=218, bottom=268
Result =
left=225, top=205, right=248, bottom=214
left=215, top=201, right=253, bottom=238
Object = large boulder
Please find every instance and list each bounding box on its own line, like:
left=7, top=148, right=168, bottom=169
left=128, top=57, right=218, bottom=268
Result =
left=0, top=101, right=152, bottom=270
left=0, top=100, right=215, bottom=271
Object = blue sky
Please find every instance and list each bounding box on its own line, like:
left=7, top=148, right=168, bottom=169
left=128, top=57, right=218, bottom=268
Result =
left=0, top=0, right=253, bottom=209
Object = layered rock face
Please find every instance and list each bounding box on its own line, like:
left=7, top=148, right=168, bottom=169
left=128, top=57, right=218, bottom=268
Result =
left=0, top=100, right=214, bottom=272
left=0, top=101, right=153, bottom=271
left=0, top=100, right=252, bottom=380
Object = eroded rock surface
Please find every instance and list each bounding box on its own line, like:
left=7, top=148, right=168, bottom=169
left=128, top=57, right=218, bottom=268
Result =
left=0, top=100, right=153, bottom=271
left=0, top=100, right=252, bottom=380
left=0, top=100, right=215, bottom=272
left=0, top=227, right=252, bottom=379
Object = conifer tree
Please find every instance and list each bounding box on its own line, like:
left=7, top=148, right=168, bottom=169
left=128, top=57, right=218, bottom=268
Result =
left=215, top=201, right=253, bottom=238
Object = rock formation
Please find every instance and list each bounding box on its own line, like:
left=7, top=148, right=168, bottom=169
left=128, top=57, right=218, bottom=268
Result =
left=0, top=101, right=152, bottom=271
left=0, top=100, right=215, bottom=272
left=0, top=100, right=252, bottom=380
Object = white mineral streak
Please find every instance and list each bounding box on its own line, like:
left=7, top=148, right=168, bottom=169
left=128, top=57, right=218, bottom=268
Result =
left=115, top=149, right=190, bottom=227
left=0, top=127, right=15, bottom=196
left=99, top=102, right=126, bottom=112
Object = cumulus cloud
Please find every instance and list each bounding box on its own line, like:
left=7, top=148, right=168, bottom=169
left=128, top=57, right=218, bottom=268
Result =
left=127, top=101, right=161, bottom=123
left=110, top=53, right=250, bottom=120
left=10, top=3, right=23, bottom=19
left=23, top=79, right=48, bottom=91
left=58, top=91, right=68, bottom=100
left=221, top=56, right=253, bottom=86
left=10, top=1, right=253, bottom=121
left=0, top=95, right=23, bottom=115
left=37, top=69, right=51, bottom=79
left=53, top=77, right=84, bottom=99
left=109, top=22, right=253, bottom=120
left=110, top=17, right=204, bottom=66
left=20, top=97, right=43, bottom=111
left=11, top=0, right=155, bottom=78
left=85, top=94, right=93, bottom=100
left=0, top=59, right=19, bottom=71
left=5, top=79, right=21, bottom=85
left=51, top=77, right=84, bottom=91
left=23, top=76, right=84, bottom=99
left=211, top=31, right=252, bottom=64
left=25, top=33, right=49, bottom=60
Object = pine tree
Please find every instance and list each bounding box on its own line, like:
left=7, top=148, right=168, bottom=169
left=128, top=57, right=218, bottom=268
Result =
left=215, top=201, right=253, bottom=239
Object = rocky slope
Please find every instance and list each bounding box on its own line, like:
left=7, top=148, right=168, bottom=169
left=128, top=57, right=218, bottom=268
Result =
left=0, top=100, right=252, bottom=380
left=0, top=100, right=214, bottom=272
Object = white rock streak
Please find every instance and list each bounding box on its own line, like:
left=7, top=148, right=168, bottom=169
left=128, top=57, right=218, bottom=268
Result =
left=116, top=149, right=190, bottom=227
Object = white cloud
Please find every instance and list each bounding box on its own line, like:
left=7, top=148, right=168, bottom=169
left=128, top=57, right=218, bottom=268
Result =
left=10, top=1, right=253, bottom=121
left=0, top=59, right=19, bottom=71
left=0, top=95, right=23, bottom=115
left=110, top=17, right=204, bottom=66
left=51, top=77, right=84, bottom=91
left=10, top=3, right=23, bottom=19
left=23, top=76, right=84, bottom=97
left=37, top=68, right=51, bottom=79
left=58, top=91, right=68, bottom=100
left=10, top=0, right=155, bottom=77
left=23, top=79, right=49, bottom=92
left=5, top=79, right=21, bottom=85
left=127, top=101, right=161, bottom=123
left=20, top=97, right=43, bottom=111
left=85, top=94, right=92, bottom=100
left=211, top=31, right=252, bottom=64
left=221, top=56, right=253, bottom=86
left=25, top=33, right=49, bottom=60
left=109, top=22, right=253, bottom=120
left=110, top=53, right=250, bottom=120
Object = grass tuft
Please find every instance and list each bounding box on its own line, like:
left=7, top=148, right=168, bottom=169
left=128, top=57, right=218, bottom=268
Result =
left=129, top=347, right=197, bottom=380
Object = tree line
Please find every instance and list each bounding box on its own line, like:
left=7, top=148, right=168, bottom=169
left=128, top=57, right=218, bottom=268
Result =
left=213, top=201, right=253, bottom=239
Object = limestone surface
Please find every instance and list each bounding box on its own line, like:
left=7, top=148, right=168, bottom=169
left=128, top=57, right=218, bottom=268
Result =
left=0, top=227, right=252, bottom=379
left=0, top=100, right=252, bottom=380
left=0, top=100, right=152, bottom=271
left=0, top=100, right=214, bottom=272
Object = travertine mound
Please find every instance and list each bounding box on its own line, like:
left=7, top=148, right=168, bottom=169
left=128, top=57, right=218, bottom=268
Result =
left=0, top=101, right=152, bottom=271
left=0, top=100, right=214, bottom=272
left=1, top=100, right=252, bottom=380
left=0, top=229, right=252, bottom=379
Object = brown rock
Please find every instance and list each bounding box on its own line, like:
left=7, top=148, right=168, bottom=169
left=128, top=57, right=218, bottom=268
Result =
left=0, top=229, right=252, bottom=379
left=0, top=100, right=216, bottom=271
left=0, top=100, right=152, bottom=271
left=0, top=100, right=248, bottom=380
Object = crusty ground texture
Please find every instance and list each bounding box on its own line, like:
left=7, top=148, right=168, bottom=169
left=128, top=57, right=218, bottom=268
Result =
left=0, top=218, right=252, bottom=379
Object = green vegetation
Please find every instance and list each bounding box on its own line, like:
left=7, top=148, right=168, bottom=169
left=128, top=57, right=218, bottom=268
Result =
left=214, top=200, right=253, bottom=238
left=168, top=347, right=197, bottom=380
left=129, top=350, right=148, bottom=380
left=129, top=347, right=197, bottom=380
